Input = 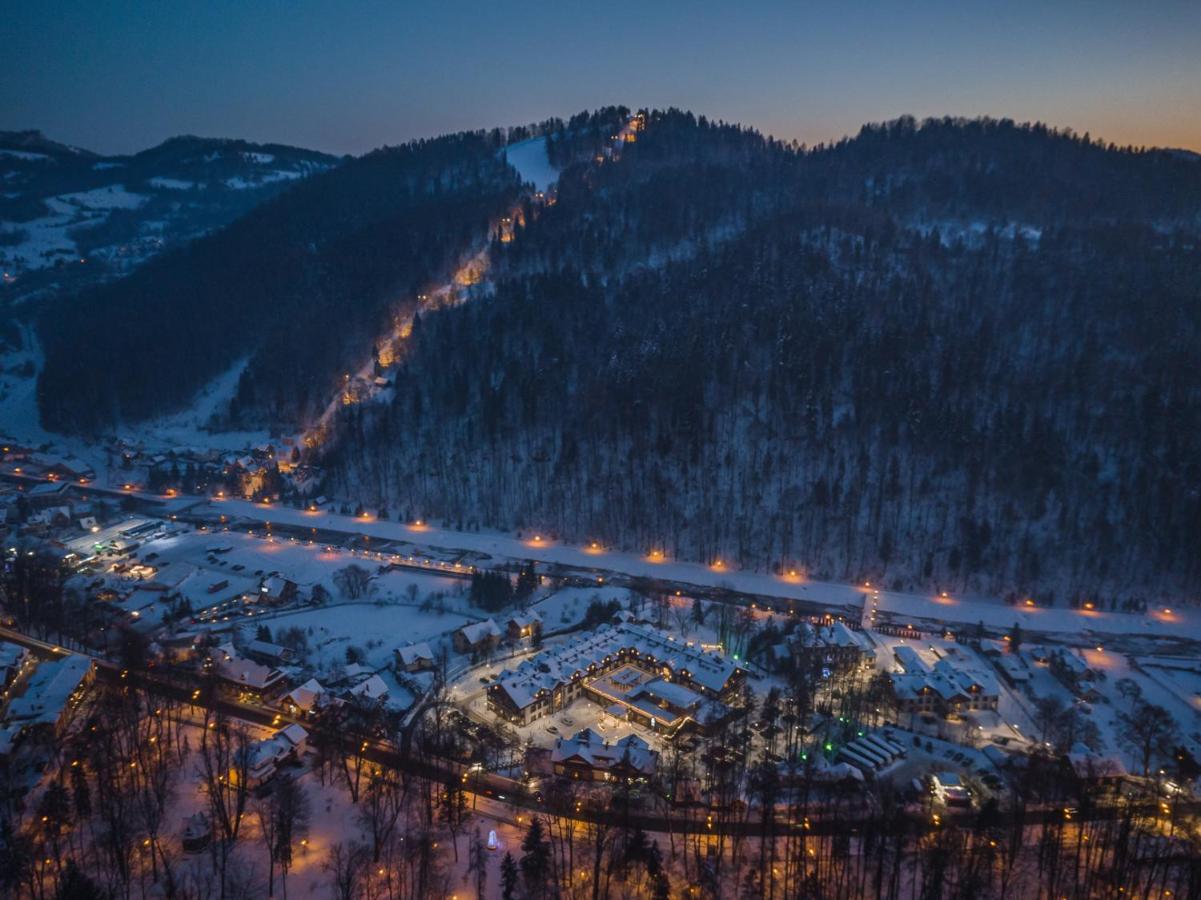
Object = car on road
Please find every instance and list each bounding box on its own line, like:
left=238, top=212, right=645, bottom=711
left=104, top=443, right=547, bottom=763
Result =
left=546, top=725, right=559, bottom=735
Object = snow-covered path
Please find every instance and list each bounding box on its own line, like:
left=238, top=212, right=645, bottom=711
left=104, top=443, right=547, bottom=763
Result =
left=210, top=498, right=1200, bottom=642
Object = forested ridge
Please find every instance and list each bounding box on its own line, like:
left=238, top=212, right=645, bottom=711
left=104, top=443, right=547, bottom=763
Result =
left=326, top=111, right=1201, bottom=602
left=29, top=109, right=1201, bottom=599
left=36, top=131, right=523, bottom=430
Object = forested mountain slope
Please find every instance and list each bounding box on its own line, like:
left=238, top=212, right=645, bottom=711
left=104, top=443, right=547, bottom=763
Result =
left=0, top=130, right=337, bottom=310
left=36, top=132, right=522, bottom=430
left=326, top=112, right=1201, bottom=602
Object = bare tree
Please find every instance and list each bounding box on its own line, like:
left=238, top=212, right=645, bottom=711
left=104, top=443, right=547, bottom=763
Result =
left=334, top=564, right=374, bottom=600
left=254, top=774, right=310, bottom=899
left=325, top=841, right=369, bottom=900
left=1120, top=703, right=1178, bottom=775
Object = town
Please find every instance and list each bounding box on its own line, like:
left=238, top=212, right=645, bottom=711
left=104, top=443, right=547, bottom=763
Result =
left=0, top=436, right=1198, bottom=897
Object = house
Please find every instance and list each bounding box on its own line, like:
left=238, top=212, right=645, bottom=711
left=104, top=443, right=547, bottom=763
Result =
left=208, top=644, right=286, bottom=697
left=932, top=772, right=972, bottom=807
left=395, top=642, right=435, bottom=673
left=348, top=674, right=390, bottom=705
left=795, top=621, right=875, bottom=669
left=180, top=813, right=212, bottom=852
left=259, top=576, right=298, bottom=606
left=454, top=619, right=503, bottom=655
left=244, top=640, right=294, bottom=666
left=5, top=654, right=94, bottom=737
left=282, top=678, right=328, bottom=717
left=550, top=729, right=658, bottom=782
left=504, top=611, right=542, bottom=643
left=0, top=641, right=33, bottom=692
left=237, top=723, right=308, bottom=788
left=1063, top=749, right=1129, bottom=796
left=890, top=650, right=1000, bottom=718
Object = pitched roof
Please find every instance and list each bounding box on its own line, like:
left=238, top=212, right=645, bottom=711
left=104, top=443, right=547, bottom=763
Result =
left=397, top=642, right=434, bottom=665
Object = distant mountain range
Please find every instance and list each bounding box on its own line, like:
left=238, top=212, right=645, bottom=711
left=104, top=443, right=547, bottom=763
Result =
left=0, top=129, right=340, bottom=307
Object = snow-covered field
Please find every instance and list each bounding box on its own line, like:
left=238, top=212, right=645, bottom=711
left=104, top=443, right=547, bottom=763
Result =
left=246, top=602, right=471, bottom=672
left=531, top=584, right=629, bottom=630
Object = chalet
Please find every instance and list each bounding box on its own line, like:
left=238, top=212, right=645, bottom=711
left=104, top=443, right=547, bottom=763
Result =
left=0, top=641, right=33, bottom=693
left=550, top=729, right=658, bottom=782
left=454, top=619, right=503, bottom=655
left=209, top=644, right=286, bottom=697
left=795, top=622, right=874, bottom=669
left=395, top=642, right=435, bottom=673
left=236, top=723, right=308, bottom=788
left=259, top=575, right=298, bottom=606
left=180, top=812, right=212, bottom=852
left=505, top=611, right=543, bottom=644
left=244, top=639, right=294, bottom=666
left=347, top=674, right=390, bottom=705
left=891, top=652, right=999, bottom=718
left=282, top=678, right=329, bottom=717
left=1063, top=750, right=1129, bottom=796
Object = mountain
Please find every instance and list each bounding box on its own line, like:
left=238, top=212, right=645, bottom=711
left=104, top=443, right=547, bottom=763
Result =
left=33, top=123, right=557, bottom=431
left=322, top=112, right=1201, bottom=603
left=30, top=110, right=1201, bottom=602
left=0, top=130, right=339, bottom=309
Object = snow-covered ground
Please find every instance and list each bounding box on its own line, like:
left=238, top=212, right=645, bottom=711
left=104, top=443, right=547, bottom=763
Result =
left=147, top=176, right=195, bottom=190
left=502, top=137, right=557, bottom=192
left=246, top=602, right=472, bottom=673
left=224, top=170, right=302, bottom=190
left=531, top=584, right=628, bottom=630
left=118, top=356, right=273, bottom=452
left=207, top=499, right=1201, bottom=642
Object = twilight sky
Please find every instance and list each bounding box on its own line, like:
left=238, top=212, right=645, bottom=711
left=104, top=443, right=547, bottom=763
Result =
left=5, top=0, right=1200, bottom=156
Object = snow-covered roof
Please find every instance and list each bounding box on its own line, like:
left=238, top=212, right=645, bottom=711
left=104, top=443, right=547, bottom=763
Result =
left=507, top=611, right=542, bottom=629
left=1066, top=751, right=1128, bottom=780
left=491, top=622, right=743, bottom=711
left=5, top=655, right=91, bottom=726
left=634, top=678, right=703, bottom=711
left=458, top=619, right=503, bottom=644
left=396, top=642, right=434, bottom=665
left=212, top=647, right=283, bottom=691
left=551, top=729, right=657, bottom=776
left=285, top=678, right=325, bottom=712
left=892, top=644, right=929, bottom=673
left=261, top=575, right=294, bottom=596
left=246, top=639, right=289, bottom=660
left=349, top=674, right=389, bottom=702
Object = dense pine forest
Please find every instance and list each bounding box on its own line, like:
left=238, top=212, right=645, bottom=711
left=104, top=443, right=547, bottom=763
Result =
left=326, top=112, right=1201, bottom=602
left=36, top=132, right=523, bottom=429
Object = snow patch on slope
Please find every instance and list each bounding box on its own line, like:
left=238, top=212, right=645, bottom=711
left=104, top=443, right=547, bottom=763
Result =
left=503, top=137, right=558, bottom=192
left=121, top=356, right=272, bottom=452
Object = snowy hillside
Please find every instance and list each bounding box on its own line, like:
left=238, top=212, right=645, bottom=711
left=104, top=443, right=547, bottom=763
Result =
left=0, top=130, right=338, bottom=306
